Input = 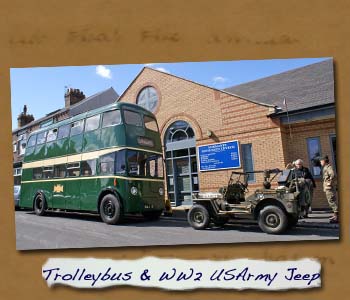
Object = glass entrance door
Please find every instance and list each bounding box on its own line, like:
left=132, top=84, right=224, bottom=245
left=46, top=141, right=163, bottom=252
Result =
left=165, top=121, right=199, bottom=206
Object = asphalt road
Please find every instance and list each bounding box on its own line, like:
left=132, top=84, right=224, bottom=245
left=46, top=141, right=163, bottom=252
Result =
left=15, top=210, right=339, bottom=250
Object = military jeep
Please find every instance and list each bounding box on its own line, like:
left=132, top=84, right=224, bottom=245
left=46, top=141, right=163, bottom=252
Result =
left=187, top=168, right=311, bottom=234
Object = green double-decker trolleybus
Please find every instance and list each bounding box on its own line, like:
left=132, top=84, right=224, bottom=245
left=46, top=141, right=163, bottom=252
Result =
left=19, top=102, right=165, bottom=224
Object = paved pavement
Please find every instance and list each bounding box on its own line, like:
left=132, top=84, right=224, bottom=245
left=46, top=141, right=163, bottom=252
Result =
left=15, top=210, right=339, bottom=251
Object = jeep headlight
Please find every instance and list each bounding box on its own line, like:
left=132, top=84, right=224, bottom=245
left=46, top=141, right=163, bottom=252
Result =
left=159, top=187, right=164, bottom=196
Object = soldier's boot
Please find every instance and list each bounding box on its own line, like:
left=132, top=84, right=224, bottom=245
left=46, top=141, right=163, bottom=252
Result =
left=329, top=212, right=339, bottom=223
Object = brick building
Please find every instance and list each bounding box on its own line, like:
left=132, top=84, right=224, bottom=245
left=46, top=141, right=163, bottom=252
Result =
left=119, top=59, right=335, bottom=209
left=12, top=87, right=118, bottom=185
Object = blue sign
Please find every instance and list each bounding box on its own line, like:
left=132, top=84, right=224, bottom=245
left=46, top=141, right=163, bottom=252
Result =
left=198, top=140, right=241, bottom=171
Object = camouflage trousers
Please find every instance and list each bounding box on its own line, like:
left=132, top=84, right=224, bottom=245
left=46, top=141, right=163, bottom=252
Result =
left=325, top=189, right=338, bottom=213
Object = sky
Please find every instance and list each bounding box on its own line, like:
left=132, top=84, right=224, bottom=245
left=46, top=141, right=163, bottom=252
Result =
left=10, top=57, right=329, bottom=129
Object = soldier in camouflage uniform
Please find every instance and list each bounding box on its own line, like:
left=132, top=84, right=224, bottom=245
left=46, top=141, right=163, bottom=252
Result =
left=320, top=155, right=338, bottom=223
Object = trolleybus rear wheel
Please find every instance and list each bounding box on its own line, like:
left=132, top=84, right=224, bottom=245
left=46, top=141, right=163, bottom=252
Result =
left=34, top=192, right=47, bottom=216
left=100, top=194, right=123, bottom=225
left=188, top=204, right=210, bottom=230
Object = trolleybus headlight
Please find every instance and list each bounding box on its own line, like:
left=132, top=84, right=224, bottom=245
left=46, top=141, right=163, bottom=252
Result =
left=159, top=187, right=164, bottom=195
left=131, top=187, right=138, bottom=195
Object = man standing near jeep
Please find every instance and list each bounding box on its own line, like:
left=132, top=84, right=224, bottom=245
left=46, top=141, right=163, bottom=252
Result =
left=320, top=155, right=338, bottom=223
left=292, top=159, right=316, bottom=218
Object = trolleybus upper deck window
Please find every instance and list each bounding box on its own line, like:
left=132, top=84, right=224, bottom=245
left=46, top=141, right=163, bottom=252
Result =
left=123, top=110, right=143, bottom=127
left=47, top=129, right=58, bottom=142
left=36, top=131, right=47, bottom=145
left=85, top=115, right=101, bottom=132
left=70, top=120, right=84, bottom=136
left=144, top=115, right=158, bottom=132
left=102, top=110, right=121, bottom=127
left=27, top=134, right=37, bottom=148
left=57, top=124, right=70, bottom=139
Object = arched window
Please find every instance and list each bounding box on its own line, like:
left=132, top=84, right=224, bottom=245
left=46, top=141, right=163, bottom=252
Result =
left=165, top=121, right=195, bottom=143
left=136, top=86, right=159, bottom=113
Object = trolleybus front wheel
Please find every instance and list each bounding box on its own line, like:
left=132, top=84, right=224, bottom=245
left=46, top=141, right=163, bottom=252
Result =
left=100, top=194, right=123, bottom=225
left=34, top=192, right=47, bottom=216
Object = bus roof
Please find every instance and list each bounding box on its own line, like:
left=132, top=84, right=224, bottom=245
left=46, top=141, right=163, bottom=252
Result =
left=27, top=101, right=156, bottom=136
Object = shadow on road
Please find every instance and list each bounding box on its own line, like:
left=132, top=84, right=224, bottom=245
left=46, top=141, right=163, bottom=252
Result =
left=20, top=211, right=339, bottom=238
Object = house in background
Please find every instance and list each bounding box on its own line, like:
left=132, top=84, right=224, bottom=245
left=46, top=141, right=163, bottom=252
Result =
left=12, top=87, right=119, bottom=185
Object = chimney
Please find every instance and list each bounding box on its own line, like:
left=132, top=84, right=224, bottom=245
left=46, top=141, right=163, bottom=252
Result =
left=17, top=105, right=34, bottom=128
left=65, top=88, right=86, bottom=108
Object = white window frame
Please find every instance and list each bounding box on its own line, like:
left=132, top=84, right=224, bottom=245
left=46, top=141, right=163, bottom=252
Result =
left=13, top=142, right=17, bottom=153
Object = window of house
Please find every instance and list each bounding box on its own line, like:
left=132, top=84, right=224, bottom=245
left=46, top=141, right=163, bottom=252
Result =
left=13, top=168, right=22, bottom=176
left=144, top=116, right=158, bottom=132
left=241, top=143, right=255, bottom=183
left=85, top=115, right=100, bottom=132
left=66, top=162, right=80, bottom=177
left=307, top=137, right=322, bottom=177
left=57, top=124, right=70, bottom=139
left=102, top=110, right=121, bottom=128
left=123, top=110, right=143, bottom=127
left=137, top=86, right=159, bottom=112
left=70, top=120, right=84, bottom=136
left=54, top=164, right=66, bottom=178
left=27, top=134, right=37, bottom=147
left=47, top=128, right=58, bottom=142
left=19, top=140, right=26, bottom=155
left=36, top=131, right=47, bottom=145
left=81, top=160, right=97, bottom=176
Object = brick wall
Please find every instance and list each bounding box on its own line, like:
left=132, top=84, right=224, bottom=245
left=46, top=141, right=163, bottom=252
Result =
left=281, top=118, right=336, bottom=209
left=119, top=68, right=289, bottom=201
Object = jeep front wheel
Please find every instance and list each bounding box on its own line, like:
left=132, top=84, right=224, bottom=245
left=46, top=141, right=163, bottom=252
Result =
left=258, top=205, right=288, bottom=234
